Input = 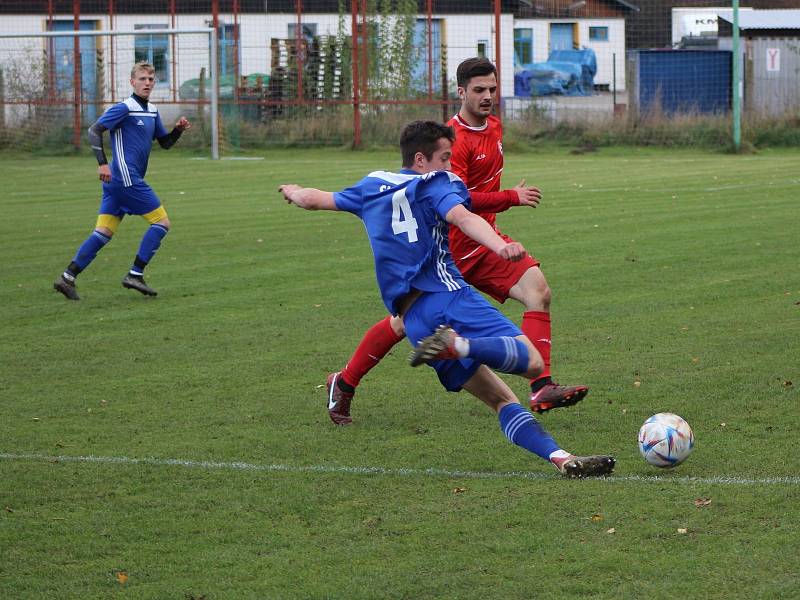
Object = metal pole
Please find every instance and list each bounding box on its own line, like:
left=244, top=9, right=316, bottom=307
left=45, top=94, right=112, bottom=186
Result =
left=612, top=52, right=617, bottom=105
left=351, top=0, right=361, bottom=148
left=210, top=29, right=220, bottom=160
left=426, top=0, right=433, bottom=99
left=295, top=0, right=304, bottom=103
left=109, top=0, right=116, bottom=102
left=72, top=0, right=81, bottom=150
left=170, top=0, right=177, bottom=103
left=48, top=0, right=55, bottom=102
left=732, top=0, right=741, bottom=151
left=0, top=28, right=215, bottom=38
left=494, top=0, right=502, bottom=119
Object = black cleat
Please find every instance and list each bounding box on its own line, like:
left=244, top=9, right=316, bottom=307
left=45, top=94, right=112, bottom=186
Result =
left=558, top=455, right=616, bottom=479
left=54, top=275, right=80, bottom=300
left=122, top=274, right=157, bottom=296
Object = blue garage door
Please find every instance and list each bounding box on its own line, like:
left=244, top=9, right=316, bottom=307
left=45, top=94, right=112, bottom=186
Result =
left=52, top=20, right=98, bottom=122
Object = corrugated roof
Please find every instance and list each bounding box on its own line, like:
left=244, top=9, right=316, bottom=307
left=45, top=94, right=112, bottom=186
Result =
left=717, top=9, right=800, bottom=30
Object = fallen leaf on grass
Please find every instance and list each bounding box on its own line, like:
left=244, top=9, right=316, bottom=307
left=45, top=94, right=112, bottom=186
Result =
left=606, top=528, right=616, bottom=534
left=633, top=380, right=641, bottom=388
left=4, top=506, right=13, bottom=513
left=590, top=514, right=604, bottom=522
left=116, top=571, right=128, bottom=584
left=694, top=498, right=712, bottom=508
left=452, top=487, right=467, bottom=494
left=677, top=528, right=688, bottom=534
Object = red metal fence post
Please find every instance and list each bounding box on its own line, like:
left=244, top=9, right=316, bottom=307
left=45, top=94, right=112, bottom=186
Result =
left=72, top=0, right=81, bottom=150
left=109, top=0, right=116, bottom=103
left=494, top=0, right=502, bottom=121
left=426, top=0, right=433, bottom=100
left=351, top=0, right=361, bottom=148
left=295, top=0, right=304, bottom=106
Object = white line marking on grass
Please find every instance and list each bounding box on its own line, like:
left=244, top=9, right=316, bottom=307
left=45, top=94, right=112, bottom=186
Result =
left=2, top=452, right=798, bottom=486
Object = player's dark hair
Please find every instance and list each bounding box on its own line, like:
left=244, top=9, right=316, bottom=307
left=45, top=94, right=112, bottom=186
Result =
left=400, top=120, right=455, bottom=167
left=456, top=57, right=497, bottom=88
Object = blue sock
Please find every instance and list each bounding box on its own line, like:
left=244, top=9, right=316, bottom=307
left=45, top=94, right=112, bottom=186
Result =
left=131, top=224, right=168, bottom=274
left=467, top=337, right=529, bottom=374
left=498, top=403, right=561, bottom=460
left=71, top=230, right=111, bottom=272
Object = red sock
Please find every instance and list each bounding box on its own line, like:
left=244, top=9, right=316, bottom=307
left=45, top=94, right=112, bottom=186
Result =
left=522, top=310, right=551, bottom=384
left=341, top=316, right=405, bottom=388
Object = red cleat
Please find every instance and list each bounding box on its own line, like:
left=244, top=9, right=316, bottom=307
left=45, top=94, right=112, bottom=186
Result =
left=326, top=372, right=354, bottom=425
left=529, top=382, right=589, bottom=413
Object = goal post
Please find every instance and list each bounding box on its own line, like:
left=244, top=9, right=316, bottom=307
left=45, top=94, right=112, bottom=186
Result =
left=0, top=28, right=219, bottom=159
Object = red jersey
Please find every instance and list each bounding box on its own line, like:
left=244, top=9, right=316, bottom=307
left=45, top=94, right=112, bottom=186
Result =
left=447, top=113, right=508, bottom=262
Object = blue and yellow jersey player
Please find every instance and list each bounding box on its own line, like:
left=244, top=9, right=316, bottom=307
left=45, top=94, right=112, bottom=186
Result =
left=54, top=61, right=191, bottom=300
left=278, top=120, right=616, bottom=478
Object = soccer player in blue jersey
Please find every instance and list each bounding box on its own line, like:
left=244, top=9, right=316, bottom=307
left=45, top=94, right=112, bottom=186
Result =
left=279, top=120, right=614, bottom=478
left=53, top=61, right=191, bottom=300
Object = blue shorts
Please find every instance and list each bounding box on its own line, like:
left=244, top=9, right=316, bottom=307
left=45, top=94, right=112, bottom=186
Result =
left=403, top=287, right=522, bottom=392
left=99, top=180, right=161, bottom=218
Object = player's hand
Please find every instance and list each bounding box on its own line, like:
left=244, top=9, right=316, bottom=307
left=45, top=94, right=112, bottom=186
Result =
left=498, top=241, right=526, bottom=262
left=175, top=117, right=192, bottom=132
left=279, top=184, right=301, bottom=204
left=513, top=179, right=541, bottom=207
left=98, top=164, right=112, bottom=183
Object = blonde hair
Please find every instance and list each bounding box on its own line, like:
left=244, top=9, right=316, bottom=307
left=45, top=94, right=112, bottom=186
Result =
left=131, top=61, right=155, bottom=79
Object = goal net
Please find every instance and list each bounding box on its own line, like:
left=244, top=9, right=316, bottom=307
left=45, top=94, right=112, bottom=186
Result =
left=0, top=28, right=218, bottom=157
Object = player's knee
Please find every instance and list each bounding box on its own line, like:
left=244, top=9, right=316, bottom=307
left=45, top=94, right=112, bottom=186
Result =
left=527, top=352, right=544, bottom=379
left=156, top=217, right=171, bottom=230
left=523, top=279, right=550, bottom=308
left=538, top=283, right=551, bottom=308
left=519, top=337, right=544, bottom=378
left=389, top=315, right=405, bottom=337
left=95, top=226, right=114, bottom=238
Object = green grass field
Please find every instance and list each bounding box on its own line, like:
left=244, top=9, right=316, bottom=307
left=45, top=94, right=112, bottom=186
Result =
left=2, top=146, right=799, bottom=599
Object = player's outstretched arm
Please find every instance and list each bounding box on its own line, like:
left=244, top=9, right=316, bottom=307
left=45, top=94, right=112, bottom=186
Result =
left=279, top=184, right=337, bottom=211
left=510, top=179, right=542, bottom=207
left=157, top=117, right=192, bottom=150
left=445, top=204, right=525, bottom=261
left=469, top=180, right=541, bottom=212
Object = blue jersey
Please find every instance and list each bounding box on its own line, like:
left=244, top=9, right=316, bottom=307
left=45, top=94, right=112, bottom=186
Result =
left=334, top=169, right=472, bottom=315
left=97, top=96, right=169, bottom=187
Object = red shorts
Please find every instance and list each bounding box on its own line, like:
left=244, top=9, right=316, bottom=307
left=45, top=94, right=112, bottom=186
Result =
left=455, top=234, right=540, bottom=303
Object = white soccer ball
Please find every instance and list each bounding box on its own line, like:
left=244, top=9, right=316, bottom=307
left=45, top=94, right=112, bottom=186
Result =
left=638, top=413, right=694, bottom=468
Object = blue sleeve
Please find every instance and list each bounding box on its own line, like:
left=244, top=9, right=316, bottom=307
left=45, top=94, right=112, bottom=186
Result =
left=419, top=171, right=470, bottom=219
left=153, top=112, right=169, bottom=140
left=97, top=102, right=129, bottom=130
left=333, top=178, right=366, bottom=217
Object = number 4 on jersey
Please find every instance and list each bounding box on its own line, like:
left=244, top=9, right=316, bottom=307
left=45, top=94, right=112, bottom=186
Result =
left=391, top=189, right=419, bottom=243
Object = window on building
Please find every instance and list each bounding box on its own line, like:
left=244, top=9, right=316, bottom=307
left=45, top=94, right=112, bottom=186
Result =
left=589, top=26, right=609, bottom=42
left=514, top=28, right=533, bottom=65
left=288, top=23, right=318, bottom=43
left=134, top=24, right=169, bottom=84
left=477, top=40, right=488, bottom=59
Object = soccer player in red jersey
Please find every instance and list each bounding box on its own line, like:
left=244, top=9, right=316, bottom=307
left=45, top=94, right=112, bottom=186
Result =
left=325, top=58, right=588, bottom=425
